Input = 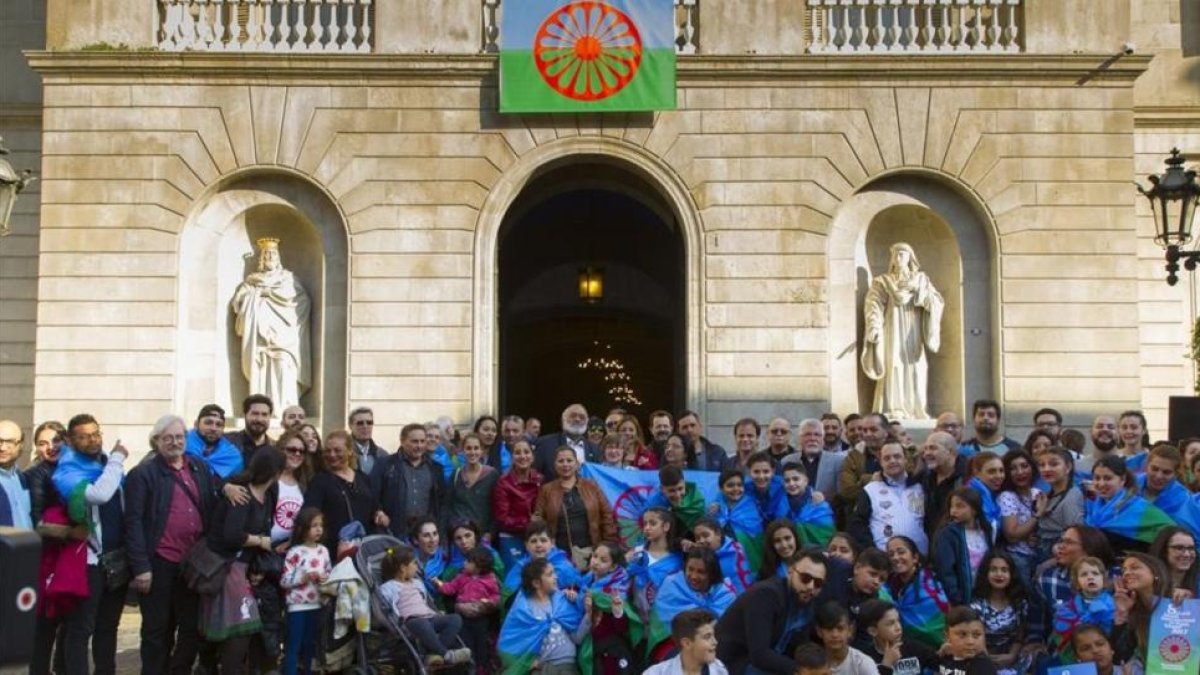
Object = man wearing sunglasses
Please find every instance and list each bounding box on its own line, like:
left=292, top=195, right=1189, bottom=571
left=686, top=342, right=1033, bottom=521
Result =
left=715, top=549, right=829, bottom=674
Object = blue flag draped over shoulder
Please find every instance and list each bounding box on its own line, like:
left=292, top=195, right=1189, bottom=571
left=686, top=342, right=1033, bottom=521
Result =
left=714, top=494, right=765, bottom=575
left=968, top=477, right=1001, bottom=543
left=1050, top=591, right=1116, bottom=657
left=52, top=445, right=106, bottom=524
left=746, top=474, right=786, bottom=522
left=419, top=550, right=449, bottom=596
left=581, top=464, right=721, bottom=548
left=647, top=571, right=736, bottom=652
left=775, top=488, right=836, bottom=548
left=502, top=548, right=582, bottom=605
left=185, top=429, right=243, bottom=480
left=1139, top=475, right=1200, bottom=538
left=498, top=589, right=584, bottom=674
left=713, top=537, right=755, bottom=593
left=892, top=567, right=950, bottom=650
left=1084, top=490, right=1177, bottom=544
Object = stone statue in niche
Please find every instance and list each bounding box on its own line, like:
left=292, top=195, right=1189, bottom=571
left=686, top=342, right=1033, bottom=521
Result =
left=860, top=242, right=945, bottom=420
left=231, top=237, right=311, bottom=413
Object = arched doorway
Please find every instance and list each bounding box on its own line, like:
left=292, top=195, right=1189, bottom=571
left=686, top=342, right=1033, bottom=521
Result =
left=497, top=160, right=686, bottom=425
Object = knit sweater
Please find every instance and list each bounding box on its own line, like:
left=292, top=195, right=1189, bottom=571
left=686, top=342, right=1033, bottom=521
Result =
left=281, top=543, right=332, bottom=611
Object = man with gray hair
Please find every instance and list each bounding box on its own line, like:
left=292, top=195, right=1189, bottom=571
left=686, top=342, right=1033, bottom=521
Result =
left=533, top=403, right=600, bottom=477
left=782, top=419, right=843, bottom=499
left=348, top=406, right=387, bottom=478
left=124, top=414, right=219, bottom=674
left=918, top=430, right=966, bottom=540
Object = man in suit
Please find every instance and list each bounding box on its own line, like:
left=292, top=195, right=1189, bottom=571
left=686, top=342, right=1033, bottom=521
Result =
left=533, top=403, right=600, bottom=477
left=782, top=419, right=843, bottom=499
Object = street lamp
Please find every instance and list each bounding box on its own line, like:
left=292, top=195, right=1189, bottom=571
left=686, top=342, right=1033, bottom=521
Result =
left=1140, top=148, right=1200, bottom=286
left=0, top=135, right=36, bottom=238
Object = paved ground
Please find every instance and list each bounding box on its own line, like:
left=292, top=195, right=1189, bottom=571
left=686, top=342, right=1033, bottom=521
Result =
left=2, top=608, right=142, bottom=675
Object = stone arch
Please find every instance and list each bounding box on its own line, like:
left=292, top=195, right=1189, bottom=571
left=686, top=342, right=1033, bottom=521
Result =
left=176, top=169, right=349, bottom=431
left=473, top=137, right=704, bottom=417
left=827, top=170, right=1000, bottom=421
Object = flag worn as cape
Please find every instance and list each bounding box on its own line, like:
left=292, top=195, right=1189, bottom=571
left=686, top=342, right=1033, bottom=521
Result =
left=1125, top=452, right=1149, bottom=475
left=502, top=548, right=583, bottom=607
left=578, top=567, right=644, bottom=675
left=746, top=474, right=786, bottom=524
left=713, top=537, right=755, bottom=593
left=713, top=494, right=765, bottom=575
left=626, top=548, right=683, bottom=620
left=52, top=445, right=107, bottom=525
left=1050, top=591, right=1116, bottom=659
left=1139, top=475, right=1200, bottom=538
left=646, top=481, right=708, bottom=531
left=498, top=589, right=585, bottom=674
left=185, top=429, right=243, bottom=480
left=580, top=464, right=721, bottom=548
left=891, top=567, right=950, bottom=651
left=968, top=477, right=1001, bottom=544
left=775, top=488, right=836, bottom=548
left=418, top=549, right=449, bottom=598
left=499, top=0, right=677, bottom=113
left=646, top=571, right=735, bottom=654
left=429, top=444, right=461, bottom=483
left=1084, top=490, right=1176, bottom=544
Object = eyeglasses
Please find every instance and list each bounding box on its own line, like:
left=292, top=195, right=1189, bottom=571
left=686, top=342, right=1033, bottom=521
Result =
left=0, top=437, right=21, bottom=446
left=769, top=429, right=789, bottom=435
left=795, top=571, right=825, bottom=589
left=1168, top=545, right=1198, bottom=554
left=353, top=420, right=374, bottom=426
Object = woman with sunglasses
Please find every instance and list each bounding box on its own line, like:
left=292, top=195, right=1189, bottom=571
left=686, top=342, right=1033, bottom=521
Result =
left=271, top=429, right=313, bottom=550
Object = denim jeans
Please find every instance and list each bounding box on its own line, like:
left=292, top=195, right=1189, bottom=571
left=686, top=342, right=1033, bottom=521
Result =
left=404, top=614, right=462, bottom=656
left=282, top=608, right=321, bottom=675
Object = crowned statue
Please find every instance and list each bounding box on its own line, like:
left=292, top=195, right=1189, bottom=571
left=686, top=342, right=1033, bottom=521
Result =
left=860, top=243, right=945, bottom=420
left=231, top=238, right=311, bottom=413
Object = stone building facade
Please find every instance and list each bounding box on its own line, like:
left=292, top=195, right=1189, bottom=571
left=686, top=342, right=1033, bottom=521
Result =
left=1, top=0, right=1198, bottom=449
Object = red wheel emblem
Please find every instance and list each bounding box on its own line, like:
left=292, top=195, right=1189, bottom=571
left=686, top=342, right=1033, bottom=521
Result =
left=612, top=484, right=654, bottom=548
left=16, top=586, right=36, bottom=612
left=534, top=1, right=643, bottom=101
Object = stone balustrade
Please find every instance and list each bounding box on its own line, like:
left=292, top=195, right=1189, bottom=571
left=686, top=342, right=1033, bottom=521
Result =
left=157, top=0, right=374, bottom=52
left=807, top=0, right=1023, bottom=54
left=482, top=0, right=699, bottom=54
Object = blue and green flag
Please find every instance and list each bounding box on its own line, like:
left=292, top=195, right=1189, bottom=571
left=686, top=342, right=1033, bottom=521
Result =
left=581, top=464, right=721, bottom=548
left=1084, top=491, right=1176, bottom=544
left=500, top=0, right=677, bottom=112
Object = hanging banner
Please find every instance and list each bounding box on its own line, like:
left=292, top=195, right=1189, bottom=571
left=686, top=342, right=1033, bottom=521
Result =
left=500, top=0, right=677, bottom=113
left=1147, top=598, right=1200, bottom=675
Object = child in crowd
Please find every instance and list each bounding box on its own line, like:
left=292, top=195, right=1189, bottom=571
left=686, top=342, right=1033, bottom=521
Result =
left=967, top=551, right=1030, bottom=675
left=746, top=451, right=785, bottom=517
left=853, top=599, right=938, bottom=675
left=628, top=507, right=684, bottom=623
left=795, top=643, right=834, bottom=675
left=932, top=489, right=992, bottom=605
left=709, top=468, right=764, bottom=565
left=643, top=608, right=730, bottom=675
left=580, top=541, right=639, bottom=675
left=691, top=516, right=755, bottom=593
left=1051, top=556, right=1116, bottom=657
left=1070, top=625, right=1117, bottom=675
left=761, top=519, right=799, bottom=581
left=379, top=546, right=471, bottom=668
left=280, top=507, right=332, bottom=675
left=434, top=546, right=500, bottom=673
left=498, top=557, right=591, bottom=674
left=502, top=520, right=583, bottom=607
left=827, top=532, right=860, bottom=566
left=777, top=463, right=835, bottom=548
left=937, top=607, right=996, bottom=675
left=813, top=601, right=880, bottom=675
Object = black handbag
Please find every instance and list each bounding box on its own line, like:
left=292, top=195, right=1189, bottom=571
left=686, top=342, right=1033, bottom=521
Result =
left=181, top=539, right=230, bottom=595
left=97, top=548, right=130, bottom=591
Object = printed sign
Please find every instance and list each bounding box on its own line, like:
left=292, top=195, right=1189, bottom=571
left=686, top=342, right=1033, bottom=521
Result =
left=1147, top=598, right=1200, bottom=675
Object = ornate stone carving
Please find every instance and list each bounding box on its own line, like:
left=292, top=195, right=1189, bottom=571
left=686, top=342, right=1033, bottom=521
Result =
left=860, top=242, right=945, bottom=420
left=231, top=238, right=311, bottom=412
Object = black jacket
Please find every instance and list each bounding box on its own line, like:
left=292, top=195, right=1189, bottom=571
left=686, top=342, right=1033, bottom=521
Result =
left=124, top=454, right=220, bottom=576
left=533, top=432, right=600, bottom=478
left=919, top=454, right=968, bottom=540
left=686, top=436, right=731, bottom=472
left=715, top=576, right=810, bottom=675
left=23, top=460, right=59, bottom=525
left=223, top=429, right=274, bottom=466
left=208, top=483, right=277, bottom=562
left=376, top=455, right=446, bottom=537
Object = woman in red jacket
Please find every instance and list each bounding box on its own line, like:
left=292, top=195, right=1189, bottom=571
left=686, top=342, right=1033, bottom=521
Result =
left=491, top=439, right=543, bottom=568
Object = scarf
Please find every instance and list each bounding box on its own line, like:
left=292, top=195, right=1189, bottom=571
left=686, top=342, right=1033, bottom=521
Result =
left=185, top=429, right=243, bottom=479
left=498, top=590, right=584, bottom=674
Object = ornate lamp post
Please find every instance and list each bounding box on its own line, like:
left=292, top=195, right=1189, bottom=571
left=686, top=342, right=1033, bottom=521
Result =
left=1140, top=148, right=1200, bottom=286
left=0, top=135, right=36, bottom=238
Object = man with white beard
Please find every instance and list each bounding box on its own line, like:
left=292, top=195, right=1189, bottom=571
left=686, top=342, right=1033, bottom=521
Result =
left=533, top=403, right=600, bottom=478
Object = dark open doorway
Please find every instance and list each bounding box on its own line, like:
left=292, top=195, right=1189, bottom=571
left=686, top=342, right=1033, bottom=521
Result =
left=498, top=160, right=685, bottom=426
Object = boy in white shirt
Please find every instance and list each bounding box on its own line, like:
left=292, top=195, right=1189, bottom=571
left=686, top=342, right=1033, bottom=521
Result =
left=643, top=608, right=729, bottom=675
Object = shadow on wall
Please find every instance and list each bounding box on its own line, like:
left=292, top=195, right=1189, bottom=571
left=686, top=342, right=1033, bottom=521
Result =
left=1184, top=0, right=1200, bottom=57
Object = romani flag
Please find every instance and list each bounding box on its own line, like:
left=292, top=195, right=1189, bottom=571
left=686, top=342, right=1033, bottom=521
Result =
left=500, top=0, right=677, bottom=113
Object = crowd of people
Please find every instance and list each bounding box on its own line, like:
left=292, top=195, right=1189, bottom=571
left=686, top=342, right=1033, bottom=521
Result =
left=0, top=397, right=1198, bottom=675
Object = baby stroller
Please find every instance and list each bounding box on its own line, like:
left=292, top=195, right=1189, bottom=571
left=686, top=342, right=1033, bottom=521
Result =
left=353, top=535, right=474, bottom=675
